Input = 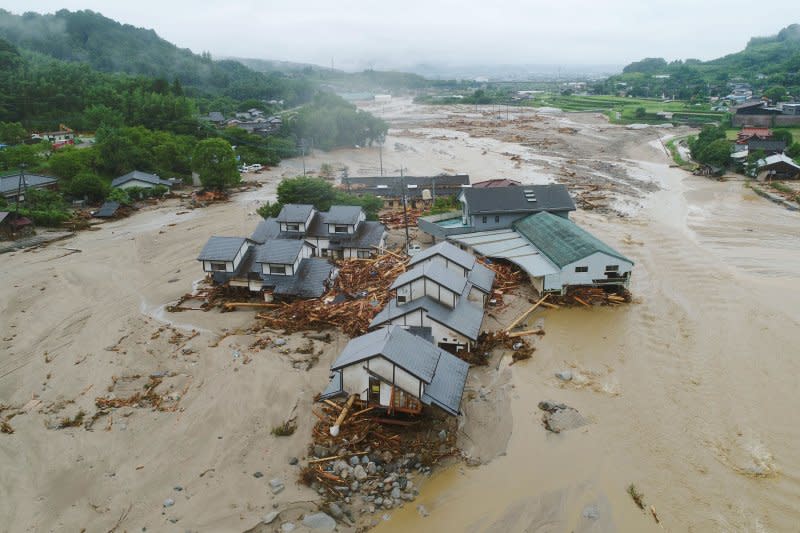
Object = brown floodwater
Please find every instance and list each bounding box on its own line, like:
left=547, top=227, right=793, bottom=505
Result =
left=376, top=161, right=800, bottom=532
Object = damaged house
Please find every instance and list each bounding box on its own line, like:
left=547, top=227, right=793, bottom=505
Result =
left=369, top=242, right=494, bottom=353
left=320, top=325, right=469, bottom=416
left=198, top=203, right=386, bottom=298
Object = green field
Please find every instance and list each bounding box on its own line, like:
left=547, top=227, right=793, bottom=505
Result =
left=521, top=94, right=726, bottom=125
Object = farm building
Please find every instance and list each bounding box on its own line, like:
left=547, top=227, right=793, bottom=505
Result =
left=342, top=174, right=470, bottom=208
left=756, top=154, right=800, bottom=180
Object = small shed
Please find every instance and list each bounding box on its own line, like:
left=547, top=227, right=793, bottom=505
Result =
left=93, top=201, right=120, bottom=218
left=757, top=154, right=800, bottom=180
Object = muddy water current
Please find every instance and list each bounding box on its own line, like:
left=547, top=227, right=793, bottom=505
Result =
left=376, top=162, right=800, bottom=532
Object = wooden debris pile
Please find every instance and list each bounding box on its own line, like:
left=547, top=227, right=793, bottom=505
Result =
left=167, top=282, right=223, bottom=312
left=473, top=330, right=536, bottom=365
left=378, top=208, right=427, bottom=230
left=553, top=286, right=632, bottom=307
left=570, top=184, right=609, bottom=211
left=94, top=374, right=185, bottom=412
left=480, top=258, right=525, bottom=309
left=301, top=396, right=458, bottom=502
left=257, top=252, right=408, bottom=337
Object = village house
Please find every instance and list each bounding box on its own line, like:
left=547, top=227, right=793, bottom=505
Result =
left=0, top=211, right=34, bottom=239
left=253, top=204, right=387, bottom=259
left=30, top=130, right=75, bottom=149
left=342, top=174, right=470, bottom=208
left=756, top=154, right=800, bottom=180
left=0, top=172, right=58, bottom=201
left=471, top=178, right=521, bottom=188
left=733, top=100, right=800, bottom=127
left=111, top=170, right=176, bottom=190
left=197, top=234, right=335, bottom=299
left=198, top=204, right=385, bottom=298
left=418, top=184, right=576, bottom=240
left=369, top=242, right=494, bottom=353
left=448, top=212, right=633, bottom=294
left=736, top=127, right=772, bottom=144
left=746, top=138, right=787, bottom=155
left=319, top=325, right=469, bottom=417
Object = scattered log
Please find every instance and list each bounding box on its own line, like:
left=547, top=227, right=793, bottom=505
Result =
left=505, top=294, right=548, bottom=332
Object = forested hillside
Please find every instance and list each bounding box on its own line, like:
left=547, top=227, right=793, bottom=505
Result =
left=595, top=24, right=800, bottom=99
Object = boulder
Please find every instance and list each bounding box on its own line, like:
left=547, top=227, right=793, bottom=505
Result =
left=301, top=512, right=337, bottom=531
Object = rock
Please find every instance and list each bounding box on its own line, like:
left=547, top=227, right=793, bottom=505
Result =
left=273, top=338, right=287, bottom=347
left=301, top=511, right=337, bottom=531
left=362, top=455, right=370, bottom=464
left=368, top=505, right=376, bottom=513
left=253, top=471, right=264, bottom=478
left=390, top=487, right=401, bottom=499
left=583, top=504, right=599, bottom=520
left=288, top=457, right=299, bottom=465
left=374, top=497, right=383, bottom=506
left=173, top=486, right=183, bottom=491
left=163, top=498, right=175, bottom=508
left=313, top=445, right=328, bottom=458
left=350, top=481, right=360, bottom=492
left=381, top=451, right=393, bottom=463
left=405, top=480, right=413, bottom=491
left=417, top=504, right=429, bottom=517
left=555, top=370, right=573, bottom=381
left=540, top=402, right=588, bottom=433
left=269, top=478, right=285, bottom=494
left=353, top=465, right=367, bottom=481
left=367, top=462, right=377, bottom=475
left=349, top=456, right=361, bottom=467
left=281, top=522, right=295, bottom=533
left=538, top=400, right=567, bottom=412
left=328, top=502, right=344, bottom=519
left=263, top=511, right=279, bottom=524
left=340, top=468, right=349, bottom=480
left=438, top=429, right=447, bottom=442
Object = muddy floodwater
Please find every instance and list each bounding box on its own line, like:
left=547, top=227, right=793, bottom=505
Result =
left=368, top=117, right=800, bottom=531
left=1, top=99, right=798, bottom=532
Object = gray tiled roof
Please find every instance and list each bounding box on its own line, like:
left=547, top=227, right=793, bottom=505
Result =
left=408, top=241, right=476, bottom=270
left=370, top=294, right=485, bottom=341
left=421, top=349, right=469, bottom=416
left=111, top=170, right=173, bottom=188
left=389, top=262, right=468, bottom=295
left=250, top=218, right=281, bottom=244
left=261, top=257, right=334, bottom=298
left=276, top=204, right=314, bottom=223
left=344, top=220, right=386, bottom=249
left=198, top=236, right=247, bottom=261
left=467, top=263, right=495, bottom=294
left=331, top=326, right=439, bottom=383
left=0, top=173, right=58, bottom=196
left=325, top=205, right=362, bottom=225
left=254, top=239, right=305, bottom=265
left=460, top=184, right=575, bottom=215
left=94, top=201, right=120, bottom=218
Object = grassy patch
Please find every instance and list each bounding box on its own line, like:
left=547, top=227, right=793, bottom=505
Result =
left=627, top=483, right=645, bottom=510
left=272, top=419, right=298, bottom=437
left=58, top=409, right=86, bottom=429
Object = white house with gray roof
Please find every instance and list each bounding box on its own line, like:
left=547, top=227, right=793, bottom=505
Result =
left=111, top=170, right=175, bottom=190
left=320, top=326, right=469, bottom=416
left=198, top=236, right=250, bottom=274
left=371, top=243, right=494, bottom=353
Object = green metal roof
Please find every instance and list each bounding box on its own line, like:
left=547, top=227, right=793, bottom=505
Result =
left=514, top=212, right=632, bottom=269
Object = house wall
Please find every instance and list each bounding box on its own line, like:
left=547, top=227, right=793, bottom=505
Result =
left=203, top=260, right=234, bottom=273
left=341, top=364, right=369, bottom=401
left=378, top=310, right=473, bottom=349
left=232, top=242, right=248, bottom=271
left=417, top=256, right=469, bottom=277
left=469, top=212, right=527, bottom=232
left=339, top=356, right=423, bottom=406
left=560, top=252, right=633, bottom=288
left=395, top=278, right=457, bottom=307
left=327, top=223, right=355, bottom=235
left=118, top=179, right=158, bottom=190
left=467, top=285, right=487, bottom=307
left=306, top=237, right=330, bottom=255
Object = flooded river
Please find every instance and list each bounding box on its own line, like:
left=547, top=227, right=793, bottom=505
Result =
left=375, top=160, right=800, bottom=531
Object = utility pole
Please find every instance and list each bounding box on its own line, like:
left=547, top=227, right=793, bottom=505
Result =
left=15, top=163, right=27, bottom=217
left=299, top=139, right=307, bottom=176
left=401, top=167, right=410, bottom=253
left=379, top=140, right=383, bottom=177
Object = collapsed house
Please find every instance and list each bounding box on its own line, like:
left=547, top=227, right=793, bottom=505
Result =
left=320, top=325, right=469, bottom=416
left=448, top=212, right=633, bottom=294
left=369, top=242, right=494, bottom=353
left=198, top=204, right=386, bottom=298
left=341, top=174, right=470, bottom=208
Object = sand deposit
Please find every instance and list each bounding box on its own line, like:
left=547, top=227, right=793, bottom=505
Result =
left=1, top=98, right=799, bottom=532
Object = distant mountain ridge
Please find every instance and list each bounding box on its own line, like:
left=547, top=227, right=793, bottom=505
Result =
left=0, top=9, right=311, bottom=103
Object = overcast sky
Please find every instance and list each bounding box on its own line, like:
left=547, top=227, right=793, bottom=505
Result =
left=2, top=1, right=796, bottom=71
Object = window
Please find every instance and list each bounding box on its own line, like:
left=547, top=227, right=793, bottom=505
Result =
left=270, top=264, right=286, bottom=275
left=575, top=266, right=588, bottom=273
left=286, top=223, right=300, bottom=231
left=210, top=262, right=227, bottom=272
left=397, top=295, right=407, bottom=303
left=357, top=250, right=371, bottom=259
left=494, top=215, right=500, bottom=223
left=334, top=225, right=348, bottom=233
left=482, top=216, right=487, bottom=224
left=605, top=265, right=619, bottom=272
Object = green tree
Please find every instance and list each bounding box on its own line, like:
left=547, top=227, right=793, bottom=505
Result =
left=66, top=171, right=109, bottom=203
left=192, top=138, right=240, bottom=190
left=697, top=138, right=732, bottom=167
left=276, top=176, right=336, bottom=210
left=635, top=107, right=647, bottom=118
left=84, top=104, right=124, bottom=130
left=772, top=129, right=794, bottom=146
left=49, top=147, right=95, bottom=180
left=0, top=121, right=27, bottom=144
left=257, top=201, right=282, bottom=219
left=763, top=85, right=787, bottom=102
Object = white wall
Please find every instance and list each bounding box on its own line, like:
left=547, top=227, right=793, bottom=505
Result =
left=377, top=309, right=473, bottom=348
left=203, top=260, right=234, bottom=273
left=118, top=179, right=158, bottom=190
left=561, top=252, right=633, bottom=288
left=339, top=356, right=423, bottom=407
left=396, top=278, right=457, bottom=307
left=341, top=364, right=369, bottom=401
left=419, top=256, right=469, bottom=277
left=231, top=242, right=249, bottom=271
